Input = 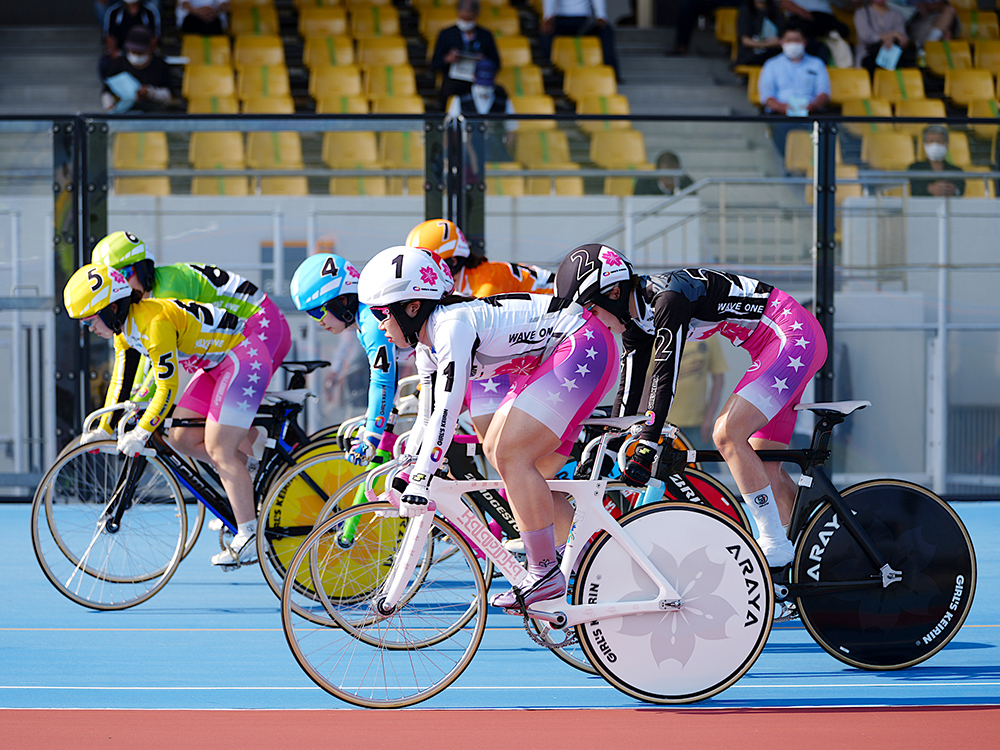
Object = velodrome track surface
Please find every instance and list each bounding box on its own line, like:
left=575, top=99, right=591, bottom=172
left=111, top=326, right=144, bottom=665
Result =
left=3, top=501, right=998, bottom=748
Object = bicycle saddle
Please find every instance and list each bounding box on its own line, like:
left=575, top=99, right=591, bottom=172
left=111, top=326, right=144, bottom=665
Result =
left=280, top=360, right=330, bottom=374
left=794, top=400, right=871, bottom=416
left=580, top=415, right=649, bottom=431
left=263, top=389, right=314, bottom=405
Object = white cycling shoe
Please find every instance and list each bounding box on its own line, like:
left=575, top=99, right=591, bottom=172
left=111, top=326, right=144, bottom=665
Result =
left=211, top=534, right=258, bottom=569
left=207, top=517, right=225, bottom=532
left=759, top=537, right=795, bottom=569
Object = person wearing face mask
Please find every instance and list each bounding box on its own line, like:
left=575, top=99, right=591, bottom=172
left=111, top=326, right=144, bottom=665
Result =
left=757, top=23, right=830, bottom=156
left=100, top=25, right=172, bottom=113
left=99, top=0, right=160, bottom=79
left=430, top=0, right=501, bottom=111
left=447, top=59, right=518, bottom=162
left=854, top=0, right=915, bottom=73
left=908, top=125, right=965, bottom=197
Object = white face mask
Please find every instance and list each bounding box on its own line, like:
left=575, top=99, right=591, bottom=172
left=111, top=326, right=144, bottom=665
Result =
left=456, top=19, right=476, bottom=32
left=471, top=84, right=492, bottom=99
left=924, top=143, right=948, bottom=161
left=126, top=52, right=150, bottom=67
left=782, top=42, right=805, bottom=60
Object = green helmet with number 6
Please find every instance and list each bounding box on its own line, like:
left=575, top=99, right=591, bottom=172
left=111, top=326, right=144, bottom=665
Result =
left=91, top=231, right=157, bottom=291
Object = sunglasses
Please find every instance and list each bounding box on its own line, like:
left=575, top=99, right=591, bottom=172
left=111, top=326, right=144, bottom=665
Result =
left=307, top=297, right=356, bottom=326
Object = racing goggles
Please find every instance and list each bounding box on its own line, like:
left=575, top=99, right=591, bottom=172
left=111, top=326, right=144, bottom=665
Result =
left=307, top=297, right=356, bottom=326
left=369, top=306, right=390, bottom=322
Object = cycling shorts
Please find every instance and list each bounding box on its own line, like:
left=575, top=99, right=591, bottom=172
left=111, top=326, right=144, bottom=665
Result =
left=497, top=312, right=619, bottom=456
left=177, top=296, right=292, bottom=429
left=465, top=373, right=512, bottom=420
left=734, top=289, right=828, bottom=444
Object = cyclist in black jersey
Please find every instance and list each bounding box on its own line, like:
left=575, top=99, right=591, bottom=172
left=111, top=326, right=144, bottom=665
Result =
left=555, top=244, right=829, bottom=568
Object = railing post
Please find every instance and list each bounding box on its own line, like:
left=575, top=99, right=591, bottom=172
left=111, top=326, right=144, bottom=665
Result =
left=424, top=119, right=445, bottom=221
left=11, top=210, right=23, bottom=476
left=927, top=202, right=949, bottom=495
left=461, top=118, right=486, bottom=256
left=272, top=208, right=285, bottom=296
left=813, top=120, right=837, bottom=403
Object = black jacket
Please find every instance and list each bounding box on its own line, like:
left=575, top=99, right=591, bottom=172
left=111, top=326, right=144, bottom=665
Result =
left=430, top=25, right=501, bottom=76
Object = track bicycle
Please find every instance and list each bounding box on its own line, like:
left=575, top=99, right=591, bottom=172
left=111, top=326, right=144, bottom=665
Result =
left=651, top=399, right=978, bottom=670
left=279, top=414, right=774, bottom=708
left=29, top=360, right=368, bottom=610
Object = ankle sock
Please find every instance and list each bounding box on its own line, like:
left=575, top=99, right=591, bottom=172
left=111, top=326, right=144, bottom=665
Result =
left=520, top=524, right=559, bottom=576
left=742, top=485, right=786, bottom=544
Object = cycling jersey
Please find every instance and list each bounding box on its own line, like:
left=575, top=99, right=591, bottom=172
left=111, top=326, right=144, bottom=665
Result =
left=356, top=304, right=396, bottom=436
left=617, top=269, right=827, bottom=444
left=101, top=298, right=246, bottom=434
left=455, top=260, right=555, bottom=297
left=405, top=293, right=589, bottom=486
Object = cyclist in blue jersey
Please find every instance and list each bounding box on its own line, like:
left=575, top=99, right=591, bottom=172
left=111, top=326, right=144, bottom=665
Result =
left=290, top=253, right=396, bottom=466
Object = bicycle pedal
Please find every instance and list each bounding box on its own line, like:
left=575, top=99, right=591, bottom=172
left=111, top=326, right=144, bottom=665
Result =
left=774, top=601, right=799, bottom=623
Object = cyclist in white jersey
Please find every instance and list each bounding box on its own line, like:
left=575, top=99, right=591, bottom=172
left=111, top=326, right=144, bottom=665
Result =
left=358, top=246, right=621, bottom=610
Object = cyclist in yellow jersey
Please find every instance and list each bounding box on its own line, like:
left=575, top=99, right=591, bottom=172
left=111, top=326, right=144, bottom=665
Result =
left=64, top=264, right=280, bottom=568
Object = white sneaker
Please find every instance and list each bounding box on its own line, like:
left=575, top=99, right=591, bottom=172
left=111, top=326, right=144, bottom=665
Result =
left=211, top=534, right=258, bottom=568
left=760, top=537, right=794, bottom=568
left=207, top=517, right=224, bottom=532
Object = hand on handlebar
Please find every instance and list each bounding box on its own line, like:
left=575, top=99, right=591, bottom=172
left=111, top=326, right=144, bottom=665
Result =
left=80, top=425, right=113, bottom=454
left=117, top=426, right=154, bottom=458
left=622, top=439, right=659, bottom=487
left=399, top=476, right=436, bottom=517
left=347, top=430, right=380, bottom=467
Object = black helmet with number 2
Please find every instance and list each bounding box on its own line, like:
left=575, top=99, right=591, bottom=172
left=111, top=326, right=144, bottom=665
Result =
left=554, top=244, right=635, bottom=326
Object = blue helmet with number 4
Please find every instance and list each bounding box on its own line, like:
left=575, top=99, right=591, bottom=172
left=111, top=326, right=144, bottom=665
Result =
left=290, top=253, right=360, bottom=325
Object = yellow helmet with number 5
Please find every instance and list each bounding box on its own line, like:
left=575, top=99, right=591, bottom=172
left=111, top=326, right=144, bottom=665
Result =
left=405, top=219, right=470, bottom=260
left=63, top=263, right=135, bottom=333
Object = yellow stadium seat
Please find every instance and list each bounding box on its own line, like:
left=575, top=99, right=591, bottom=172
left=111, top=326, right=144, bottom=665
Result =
left=514, top=128, right=571, bottom=166
left=346, top=0, right=394, bottom=6
left=604, top=163, right=654, bottom=196
left=576, top=93, right=630, bottom=133
left=182, top=65, right=235, bottom=98
left=294, top=0, right=342, bottom=6
left=181, top=35, right=231, bottom=66
left=247, top=131, right=304, bottom=169
left=974, top=38, right=1000, bottom=74
left=299, top=7, right=349, bottom=37
left=804, top=165, right=863, bottom=205
left=189, top=131, right=245, bottom=168
left=551, top=36, right=603, bottom=70
left=894, top=98, right=946, bottom=137
left=862, top=132, right=915, bottom=170
left=827, top=68, right=872, bottom=106
left=917, top=129, right=972, bottom=167
left=330, top=170, right=388, bottom=195
left=186, top=95, right=240, bottom=113
left=841, top=98, right=892, bottom=137
left=963, top=166, right=996, bottom=197
left=233, top=35, right=285, bottom=69
left=478, top=5, right=520, bottom=37
left=590, top=129, right=647, bottom=167
left=945, top=68, right=995, bottom=106
left=303, top=36, right=355, bottom=69
left=486, top=162, right=526, bottom=196
left=421, top=8, right=456, bottom=40
left=958, top=10, right=1000, bottom=40
left=873, top=68, right=925, bottom=102
left=237, top=64, right=291, bottom=99
left=714, top=7, right=739, bottom=61
left=511, top=94, right=556, bottom=130
left=357, top=36, right=410, bottom=67
left=261, top=177, right=310, bottom=195
left=322, top=131, right=380, bottom=167
left=351, top=4, right=401, bottom=38
left=364, top=64, right=417, bottom=97
left=309, top=64, right=364, bottom=97
left=316, top=94, right=370, bottom=113
left=192, top=176, right=252, bottom=196
left=495, top=64, right=544, bottom=96
left=496, top=36, right=533, bottom=67
left=784, top=129, right=814, bottom=175
left=967, top=98, right=1000, bottom=141
left=113, top=132, right=169, bottom=169
left=949, top=0, right=977, bottom=9
left=230, top=0, right=275, bottom=7
left=114, top=177, right=171, bottom=195
left=563, top=65, right=616, bottom=101
left=525, top=162, right=584, bottom=196
left=481, top=0, right=510, bottom=6
left=241, top=95, right=296, bottom=113
left=923, top=40, right=972, bottom=77
left=412, top=0, right=457, bottom=9
left=229, top=5, right=280, bottom=36
left=370, top=94, right=425, bottom=113
left=381, top=131, right=425, bottom=195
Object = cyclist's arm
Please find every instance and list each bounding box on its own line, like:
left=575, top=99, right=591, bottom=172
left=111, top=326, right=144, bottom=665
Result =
left=358, top=308, right=396, bottom=438
left=135, top=318, right=182, bottom=433
left=639, top=290, right=692, bottom=443
left=98, top=341, right=142, bottom=434
left=404, top=348, right=435, bottom=457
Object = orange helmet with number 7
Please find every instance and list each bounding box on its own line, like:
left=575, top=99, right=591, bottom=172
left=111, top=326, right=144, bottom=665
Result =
left=405, top=219, right=470, bottom=260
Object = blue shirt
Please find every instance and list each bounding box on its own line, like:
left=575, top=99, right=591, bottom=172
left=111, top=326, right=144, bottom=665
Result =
left=757, top=52, right=831, bottom=111
left=356, top=304, right=396, bottom=437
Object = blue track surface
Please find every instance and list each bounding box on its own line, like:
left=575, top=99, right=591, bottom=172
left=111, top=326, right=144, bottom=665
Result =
left=3, top=502, right=998, bottom=710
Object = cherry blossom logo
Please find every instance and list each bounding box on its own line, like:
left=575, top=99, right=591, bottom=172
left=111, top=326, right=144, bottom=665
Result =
left=109, top=268, right=128, bottom=285
left=419, top=265, right=439, bottom=286
left=600, top=248, right=623, bottom=268
left=181, top=356, right=209, bottom=373
left=495, top=355, right=541, bottom=377
left=347, top=265, right=360, bottom=279
left=614, top=544, right=739, bottom=667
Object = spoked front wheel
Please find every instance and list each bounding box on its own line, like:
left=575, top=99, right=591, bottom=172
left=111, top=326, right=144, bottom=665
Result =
left=793, top=479, right=976, bottom=670
left=30, top=441, right=188, bottom=610
left=574, top=502, right=773, bottom=704
left=281, top=503, right=488, bottom=708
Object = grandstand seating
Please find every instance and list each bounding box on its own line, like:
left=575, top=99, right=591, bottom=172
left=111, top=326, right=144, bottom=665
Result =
left=828, top=68, right=872, bottom=107
left=714, top=7, right=739, bottom=61
left=589, top=128, right=648, bottom=167
left=114, top=132, right=169, bottom=170
left=963, top=166, right=997, bottom=196
left=114, top=177, right=171, bottom=195
left=576, top=94, right=631, bottom=133
left=604, top=164, right=654, bottom=196
left=357, top=37, right=410, bottom=67
left=351, top=5, right=401, bottom=38
left=862, top=132, right=916, bottom=171
left=478, top=5, right=521, bottom=37
left=381, top=131, right=426, bottom=194
left=242, top=95, right=296, bottom=113
left=841, top=98, right=893, bottom=137
left=510, top=95, right=556, bottom=130
left=945, top=68, right=995, bottom=106
left=191, top=176, right=252, bottom=196
left=496, top=36, right=533, bottom=67
left=967, top=99, right=999, bottom=145
left=303, top=36, right=356, bottom=68
left=974, top=39, right=1000, bottom=74
left=309, top=65, right=364, bottom=98
left=299, top=6, right=350, bottom=38
left=186, top=95, right=240, bottom=113
left=261, top=176, right=310, bottom=195
left=873, top=68, right=925, bottom=102
left=247, top=131, right=305, bottom=169
left=181, top=35, right=231, bottom=66
left=322, top=131, right=381, bottom=167
left=526, top=163, right=584, bottom=196
left=316, top=94, right=370, bottom=113
left=957, top=10, right=1000, bottom=40
left=486, top=162, right=526, bottom=196
left=182, top=65, right=236, bottom=98
left=514, top=128, right=571, bottom=167
left=551, top=36, right=603, bottom=70
left=924, top=40, right=973, bottom=77
left=563, top=65, right=617, bottom=101
left=237, top=64, right=291, bottom=99
left=229, top=5, right=280, bottom=36
left=496, top=65, right=545, bottom=96
left=364, top=64, right=418, bottom=97
left=785, top=130, right=842, bottom=174
left=233, top=35, right=285, bottom=69
left=189, top=131, right=245, bottom=169
left=804, top=164, right=863, bottom=205
left=917, top=129, right=972, bottom=167
left=371, top=95, right=425, bottom=113
left=894, top=98, right=947, bottom=137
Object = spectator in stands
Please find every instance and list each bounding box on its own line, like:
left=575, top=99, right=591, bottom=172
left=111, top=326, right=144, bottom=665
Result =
left=447, top=59, right=517, bottom=161
left=758, top=22, right=830, bottom=155
left=176, top=0, right=229, bottom=36
left=633, top=151, right=695, bottom=195
left=674, top=1, right=740, bottom=56
left=908, top=124, right=964, bottom=197
left=854, top=0, right=915, bottom=73
left=892, top=0, right=959, bottom=51
left=780, top=0, right=852, bottom=62
left=431, top=0, right=501, bottom=111
left=100, top=0, right=160, bottom=79
left=735, top=0, right=785, bottom=66
left=100, top=25, right=172, bottom=113
left=540, top=0, right=622, bottom=82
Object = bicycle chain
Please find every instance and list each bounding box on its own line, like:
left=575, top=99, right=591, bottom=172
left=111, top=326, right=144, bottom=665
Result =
left=520, top=610, right=579, bottom=650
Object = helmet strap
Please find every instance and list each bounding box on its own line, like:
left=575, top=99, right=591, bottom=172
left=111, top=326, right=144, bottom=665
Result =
left=594, top=281, right=633, bottom=326
left=388, top=299, right=436, bottom=347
